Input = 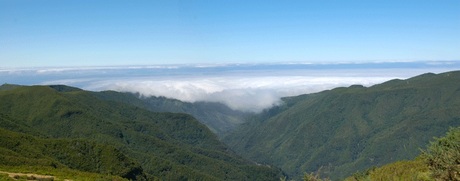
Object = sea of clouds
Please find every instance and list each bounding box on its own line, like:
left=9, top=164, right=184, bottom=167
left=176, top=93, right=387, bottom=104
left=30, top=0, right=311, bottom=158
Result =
left=1, top=61, right=459, bottom=112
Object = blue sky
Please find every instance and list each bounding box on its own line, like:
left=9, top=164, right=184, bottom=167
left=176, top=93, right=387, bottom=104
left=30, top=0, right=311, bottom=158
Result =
left=1, top=0, right=459, bottom=67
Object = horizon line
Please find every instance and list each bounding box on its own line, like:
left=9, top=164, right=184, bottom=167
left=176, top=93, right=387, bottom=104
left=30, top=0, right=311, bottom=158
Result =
left=1, top=60, right=459, bottom=70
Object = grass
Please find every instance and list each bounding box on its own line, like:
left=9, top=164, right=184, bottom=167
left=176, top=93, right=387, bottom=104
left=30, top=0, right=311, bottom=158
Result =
left=0, top=166, right=127, bottom=181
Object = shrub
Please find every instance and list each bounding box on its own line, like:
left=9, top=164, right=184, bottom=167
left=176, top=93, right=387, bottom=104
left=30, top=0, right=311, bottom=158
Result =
left=423, top=127, right=460, bottom=180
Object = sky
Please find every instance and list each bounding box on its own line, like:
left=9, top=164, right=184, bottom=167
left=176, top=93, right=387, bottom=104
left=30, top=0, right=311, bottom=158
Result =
left=1, top=0, right=459, bottom=67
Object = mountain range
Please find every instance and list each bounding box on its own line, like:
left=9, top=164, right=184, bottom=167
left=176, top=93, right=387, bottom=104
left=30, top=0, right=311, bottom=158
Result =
left=1, top=70, right=459, bottom=180
left=223, top=71, right=460, bottom=179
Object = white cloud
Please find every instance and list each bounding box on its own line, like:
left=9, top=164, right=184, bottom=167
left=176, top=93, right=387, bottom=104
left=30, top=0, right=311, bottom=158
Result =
left=82, top=75, right=395, bottom=112
left=3, top=62, right=460, bottom=112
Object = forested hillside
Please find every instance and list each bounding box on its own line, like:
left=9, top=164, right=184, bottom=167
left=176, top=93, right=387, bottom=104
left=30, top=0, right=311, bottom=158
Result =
left=224, top=71, right=460, bottom=180
left=93, top=91, right=251, bottom=136
left=0, top=127, right=139, bottom=180
left=345, top=126, right=460, bottom=181
left=0, top=85, right=282, bottom=180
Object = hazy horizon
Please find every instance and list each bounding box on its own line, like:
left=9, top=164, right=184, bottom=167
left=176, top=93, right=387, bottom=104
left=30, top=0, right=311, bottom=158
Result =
left=2, top=61, right=459, bottom=112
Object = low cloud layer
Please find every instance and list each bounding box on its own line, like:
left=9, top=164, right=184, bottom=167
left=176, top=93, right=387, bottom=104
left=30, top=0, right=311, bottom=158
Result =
left=84, top=75, right=394, bottom=112
left=2, top=62, right=459, bottom=112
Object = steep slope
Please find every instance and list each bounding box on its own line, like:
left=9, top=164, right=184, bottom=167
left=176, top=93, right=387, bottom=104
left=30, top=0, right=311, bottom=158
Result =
left=0, top=127, right=141, bottom=180
left=93, top=91, right=251, bottom=136
left=345, top=126, right=460, bottom=181
left=0, top=85, right=282, bottom=180
left=224, top=71, right=460, bottom=180
left=141, top=96, right=250, bottom=136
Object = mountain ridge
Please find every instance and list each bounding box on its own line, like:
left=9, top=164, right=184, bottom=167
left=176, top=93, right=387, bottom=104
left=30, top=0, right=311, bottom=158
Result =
left=0, top=84, right=282, bottom=180
left=92, top=90, right=252, bottom=137
left=224, top=70, right=460, bottom=180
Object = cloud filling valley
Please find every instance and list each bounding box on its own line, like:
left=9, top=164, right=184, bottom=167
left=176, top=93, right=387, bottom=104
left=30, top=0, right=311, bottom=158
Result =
left=2, top=62, right=459, bottom=112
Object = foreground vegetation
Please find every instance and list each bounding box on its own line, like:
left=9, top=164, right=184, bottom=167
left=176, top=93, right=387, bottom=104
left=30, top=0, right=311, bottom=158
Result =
left=0, top=127, right=137, bottom=180
left=345, top=127, right=459, bottom=181
left=285, top=127, right=459, bottom=181
left=0, top=166, right=127, bottom=181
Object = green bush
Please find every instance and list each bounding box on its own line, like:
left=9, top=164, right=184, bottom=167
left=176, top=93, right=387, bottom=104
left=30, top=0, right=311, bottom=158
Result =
left=423, top=127, right=460, bottom=180
left=369, top=159, right=430, bottom=181
left=344, top=127, right=460, bottom=181
left=0, top=174, right=13, bottom=181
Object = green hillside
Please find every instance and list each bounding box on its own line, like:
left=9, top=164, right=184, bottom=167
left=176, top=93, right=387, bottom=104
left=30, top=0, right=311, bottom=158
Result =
left=140, top=96, right=251, bottom=136
left=0, top=127, right=135, bottom=180
left=345, top=126, right=460, bottom=181
left=224, top=71, right=460, bottom=180
left=0, top=85, right=282, bottom=180
left=93, top=91, right=251, bottom=136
